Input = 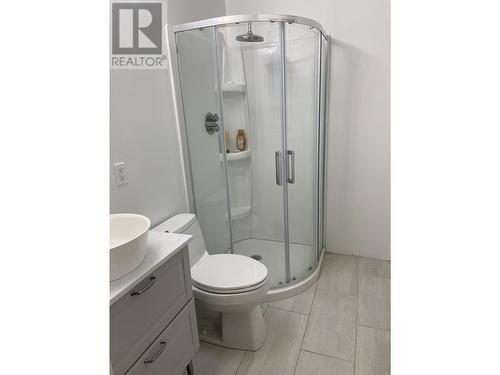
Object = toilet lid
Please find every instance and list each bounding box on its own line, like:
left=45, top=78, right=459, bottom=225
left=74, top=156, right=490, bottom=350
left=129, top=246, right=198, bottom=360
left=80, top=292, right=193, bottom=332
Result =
left=191, top=254, right=268, bottom=293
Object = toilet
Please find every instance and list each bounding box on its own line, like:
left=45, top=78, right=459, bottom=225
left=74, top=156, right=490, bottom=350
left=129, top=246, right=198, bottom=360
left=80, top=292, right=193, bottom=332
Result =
left=152, top=213, right=269, bottom=351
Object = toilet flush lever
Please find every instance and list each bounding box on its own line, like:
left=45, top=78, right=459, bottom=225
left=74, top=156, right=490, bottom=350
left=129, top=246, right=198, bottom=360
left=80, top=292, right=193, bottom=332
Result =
left=205, top=112, right=219, bottom=135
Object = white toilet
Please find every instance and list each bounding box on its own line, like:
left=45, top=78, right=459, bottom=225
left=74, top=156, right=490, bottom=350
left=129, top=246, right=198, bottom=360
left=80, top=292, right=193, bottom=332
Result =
left=153, top=213, right=269, bottom=351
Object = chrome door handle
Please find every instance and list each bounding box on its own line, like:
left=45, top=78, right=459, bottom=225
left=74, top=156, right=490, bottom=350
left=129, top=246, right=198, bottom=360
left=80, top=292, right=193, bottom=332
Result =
left=144, top=340, right=167, bottom=364
left=130, top=275, right=156, bottom=296
left=288, top=150, right=295, bottom=184
left=275, top=151, right=282, bottom=186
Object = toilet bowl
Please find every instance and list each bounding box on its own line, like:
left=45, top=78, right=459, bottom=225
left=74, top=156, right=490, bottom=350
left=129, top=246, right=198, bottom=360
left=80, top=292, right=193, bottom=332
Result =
left=152, top=213, right=269, bottom=351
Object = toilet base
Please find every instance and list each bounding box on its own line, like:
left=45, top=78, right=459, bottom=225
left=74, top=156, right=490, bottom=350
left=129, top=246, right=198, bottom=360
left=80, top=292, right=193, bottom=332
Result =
left=196, top=304, right=266, bottom=351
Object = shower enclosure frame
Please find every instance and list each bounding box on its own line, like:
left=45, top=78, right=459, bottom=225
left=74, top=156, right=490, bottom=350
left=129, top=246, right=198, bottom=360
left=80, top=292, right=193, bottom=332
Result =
left=167, top=14, right=331, bottom=301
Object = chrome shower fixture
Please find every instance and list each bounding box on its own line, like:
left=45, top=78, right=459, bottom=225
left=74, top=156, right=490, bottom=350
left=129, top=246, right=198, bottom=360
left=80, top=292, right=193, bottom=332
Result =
left=236, top=22, right=264, bottom=42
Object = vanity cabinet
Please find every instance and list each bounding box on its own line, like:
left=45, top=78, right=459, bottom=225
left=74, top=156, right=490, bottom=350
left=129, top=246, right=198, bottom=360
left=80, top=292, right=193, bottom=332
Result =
left=110, top=237, right=198, bottom=375
left=125, top=299, right=197, bottom=375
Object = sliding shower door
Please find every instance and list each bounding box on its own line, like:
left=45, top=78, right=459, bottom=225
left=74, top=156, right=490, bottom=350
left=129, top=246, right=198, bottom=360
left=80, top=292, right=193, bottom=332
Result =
left=175, top=28, right=232, bottom=255
left=213, top=22, right=288, bottom=287
left=284, top=23, right=321, bottom=281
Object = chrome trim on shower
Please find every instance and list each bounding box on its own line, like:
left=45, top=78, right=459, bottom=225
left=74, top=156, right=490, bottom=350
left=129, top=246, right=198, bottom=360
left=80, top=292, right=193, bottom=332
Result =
left=279, top=22, right=291, bottom=284
left=171, top=14, right=329, bottom=39
left=313, top=32, right=323, bottom=264
left=168, top=25, right=197, bottom=213
left=321, top=36, right=332, bottom=252
left=212, top=27, right=235, bottom=254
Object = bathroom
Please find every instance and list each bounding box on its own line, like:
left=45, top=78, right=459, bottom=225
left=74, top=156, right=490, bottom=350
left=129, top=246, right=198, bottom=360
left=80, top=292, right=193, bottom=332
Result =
left=4, top=0, right=500, bottom=374
left=109, top=1, right=389, bottom=373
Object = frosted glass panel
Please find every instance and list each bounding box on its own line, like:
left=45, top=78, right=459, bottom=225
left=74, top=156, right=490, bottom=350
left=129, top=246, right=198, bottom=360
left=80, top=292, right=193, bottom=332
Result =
left=216, top=22, right=288, bottom=288
left=285, top=23, right=319, bottom=280
left=176, top=28, right=231, bottom=254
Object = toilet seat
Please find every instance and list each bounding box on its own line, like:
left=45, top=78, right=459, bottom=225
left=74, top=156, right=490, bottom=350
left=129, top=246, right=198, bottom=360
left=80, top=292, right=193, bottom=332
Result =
left=191, top=254, right=268, bottom=295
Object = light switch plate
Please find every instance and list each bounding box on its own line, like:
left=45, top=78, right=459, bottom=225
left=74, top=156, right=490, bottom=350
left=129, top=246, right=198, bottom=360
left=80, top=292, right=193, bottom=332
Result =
left=113, top=162, right=128, bottom=186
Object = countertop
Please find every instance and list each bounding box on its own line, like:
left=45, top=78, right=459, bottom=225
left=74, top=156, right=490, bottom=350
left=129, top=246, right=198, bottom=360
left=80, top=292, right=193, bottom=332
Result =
left=110, top=231, right=192, bottom=305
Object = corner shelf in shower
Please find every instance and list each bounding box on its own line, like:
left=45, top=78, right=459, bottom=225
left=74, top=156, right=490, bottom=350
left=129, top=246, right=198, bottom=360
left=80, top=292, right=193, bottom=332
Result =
left=219, top=149, right=251, bottom=162
left=221, top=82, right=246, bottom=94
left=226, top=205, right=251, bottom=221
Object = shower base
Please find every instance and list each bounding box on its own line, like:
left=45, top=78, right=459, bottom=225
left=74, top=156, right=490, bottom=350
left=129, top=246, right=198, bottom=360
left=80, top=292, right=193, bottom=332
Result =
left=233, top=238, right=324, bottom=302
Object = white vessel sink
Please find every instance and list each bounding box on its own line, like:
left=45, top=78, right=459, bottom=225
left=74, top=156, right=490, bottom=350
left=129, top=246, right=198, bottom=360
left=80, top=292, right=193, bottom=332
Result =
left=110, top=214, right=151, bottom=281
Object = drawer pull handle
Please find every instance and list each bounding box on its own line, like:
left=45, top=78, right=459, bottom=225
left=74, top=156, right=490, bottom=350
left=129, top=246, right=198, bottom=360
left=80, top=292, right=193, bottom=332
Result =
left=130, top=275, right=156, bottom=296
left=144, top=340, right=167, bottom=364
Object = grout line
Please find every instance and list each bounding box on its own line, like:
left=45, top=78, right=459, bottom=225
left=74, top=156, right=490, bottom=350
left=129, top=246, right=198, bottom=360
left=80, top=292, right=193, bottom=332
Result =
left=300, top=348, right=355, bottom=363
left=357, top=323, right=390, bottom=332
left=233, top=349, right=246, bottom=375
left=292, top=277, right=320, bottom=375
left=329, top=252, right=390, bottom=263
left=267, top=305, right=310, bottom=316
left=307, top=281, right=319, bottom=315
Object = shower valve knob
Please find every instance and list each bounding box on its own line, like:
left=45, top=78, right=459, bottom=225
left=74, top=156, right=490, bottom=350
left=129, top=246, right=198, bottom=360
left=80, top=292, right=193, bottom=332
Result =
left=205, top=112, right=220, bottom=135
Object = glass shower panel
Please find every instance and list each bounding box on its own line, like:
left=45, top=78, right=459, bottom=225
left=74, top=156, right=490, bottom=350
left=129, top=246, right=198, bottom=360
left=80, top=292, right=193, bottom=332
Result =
left=215, top=22, right=288, bottom=288
left=175, top=28, right=232, bottom=255
left=285, top=24, right=320, bottom=280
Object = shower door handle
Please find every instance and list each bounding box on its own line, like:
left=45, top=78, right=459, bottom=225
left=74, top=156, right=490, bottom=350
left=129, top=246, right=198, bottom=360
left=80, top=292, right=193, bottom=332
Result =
left=288, top=150, right=295, bottom=184
left=275, top=151, right=282, bottom=186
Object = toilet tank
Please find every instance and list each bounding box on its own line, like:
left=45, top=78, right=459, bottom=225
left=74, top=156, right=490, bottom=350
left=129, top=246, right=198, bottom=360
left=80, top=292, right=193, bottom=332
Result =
left=152, top=213, right=207, bottom=267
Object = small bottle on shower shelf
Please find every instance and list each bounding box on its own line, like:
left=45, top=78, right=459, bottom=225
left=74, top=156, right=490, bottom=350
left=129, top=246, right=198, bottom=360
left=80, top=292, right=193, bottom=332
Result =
left=236, top=129, right=247, bottom=151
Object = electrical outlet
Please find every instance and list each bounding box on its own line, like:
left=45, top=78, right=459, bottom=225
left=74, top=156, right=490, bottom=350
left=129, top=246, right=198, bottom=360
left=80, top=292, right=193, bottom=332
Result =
left=114, top=162, right=128, bottom=186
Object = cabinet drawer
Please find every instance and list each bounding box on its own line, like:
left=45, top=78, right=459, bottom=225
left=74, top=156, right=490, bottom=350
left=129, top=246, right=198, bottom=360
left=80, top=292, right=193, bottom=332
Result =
left=111, top=248, right=192, bottom=375
left=126, top=299, right=199, bottom=375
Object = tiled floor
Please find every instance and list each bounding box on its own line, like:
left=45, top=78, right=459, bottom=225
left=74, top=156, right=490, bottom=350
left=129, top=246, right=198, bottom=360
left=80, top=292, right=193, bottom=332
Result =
left=192, top=253, right=390, bottom=375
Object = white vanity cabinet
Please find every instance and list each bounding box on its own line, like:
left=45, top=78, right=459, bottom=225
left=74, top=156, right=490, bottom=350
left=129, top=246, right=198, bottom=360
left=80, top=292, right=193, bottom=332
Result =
left=110, top=233, right=198, bottom=375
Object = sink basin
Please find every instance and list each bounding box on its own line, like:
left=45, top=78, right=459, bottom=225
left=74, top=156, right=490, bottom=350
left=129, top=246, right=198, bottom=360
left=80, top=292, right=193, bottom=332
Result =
left=110, top=214, right=151, bottom=281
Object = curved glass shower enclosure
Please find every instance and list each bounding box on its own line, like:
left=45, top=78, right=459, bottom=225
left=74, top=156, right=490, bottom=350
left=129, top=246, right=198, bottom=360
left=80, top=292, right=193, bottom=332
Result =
left=170, top=15, right=330, bottom=297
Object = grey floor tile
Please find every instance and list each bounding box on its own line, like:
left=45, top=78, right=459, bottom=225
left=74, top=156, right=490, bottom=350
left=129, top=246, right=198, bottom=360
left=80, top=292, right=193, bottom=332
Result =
left=358, top=258, right=390, bottom=279
left=192, top=342, right=245, bottom=375
left=295, top=350, right=354, bottom=375
left=270, top=282, right=317, bottom=315
left=358, top=275, right=390, bottom=330
left=302, top=289, right=357, bottom=361
left=355, top=326, right=390, bottom=375
left=317, top=254, right=358, bottom=295
left=236, top=308, right=308, bottom=375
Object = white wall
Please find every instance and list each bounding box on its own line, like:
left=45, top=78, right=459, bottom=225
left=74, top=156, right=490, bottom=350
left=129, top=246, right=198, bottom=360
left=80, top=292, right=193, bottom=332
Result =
left=225, top=0, right=390, bottom=260
left=110, top=0, right=226, bottom=227
left=168, top=0, right=226, bottom=24
left=110, top=68, right=186, bottom=226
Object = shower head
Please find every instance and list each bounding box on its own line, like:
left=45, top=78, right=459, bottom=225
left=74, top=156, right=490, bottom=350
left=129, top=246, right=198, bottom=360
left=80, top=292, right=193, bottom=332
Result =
left=236, top=22, right=264, bottom=43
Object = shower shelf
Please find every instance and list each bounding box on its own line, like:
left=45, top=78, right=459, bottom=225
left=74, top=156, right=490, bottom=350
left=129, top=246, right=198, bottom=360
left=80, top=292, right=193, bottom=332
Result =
left=221, top=82, right=246, bottom=93
left=219, top=149, right=251, bottom=162
left=227, top=205, right=251, bottom=220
